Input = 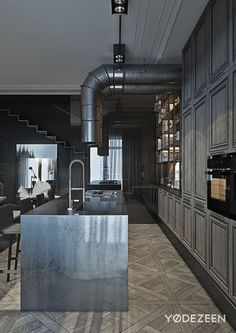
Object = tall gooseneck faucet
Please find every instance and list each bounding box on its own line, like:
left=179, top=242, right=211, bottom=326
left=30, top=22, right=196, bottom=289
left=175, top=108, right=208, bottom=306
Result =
left=69, top=159, right=85, bottom=209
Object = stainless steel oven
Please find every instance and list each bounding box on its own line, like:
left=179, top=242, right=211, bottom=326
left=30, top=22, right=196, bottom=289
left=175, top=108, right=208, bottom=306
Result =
left=207, top=153, right=236, bottom=219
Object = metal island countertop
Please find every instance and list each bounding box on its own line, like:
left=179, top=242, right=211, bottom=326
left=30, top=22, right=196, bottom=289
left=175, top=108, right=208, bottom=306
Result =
left=21, top=190, right=128, bottom=312
left=24, top=190, right=127, bottom=216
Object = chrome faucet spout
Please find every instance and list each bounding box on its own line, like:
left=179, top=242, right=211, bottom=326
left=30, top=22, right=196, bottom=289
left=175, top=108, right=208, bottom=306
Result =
left=69, top=159, right=85, bottom=209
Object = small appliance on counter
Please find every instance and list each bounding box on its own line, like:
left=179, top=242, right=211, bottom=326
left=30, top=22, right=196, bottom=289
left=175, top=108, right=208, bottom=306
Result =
left=207, top=153, right=236, bottom=219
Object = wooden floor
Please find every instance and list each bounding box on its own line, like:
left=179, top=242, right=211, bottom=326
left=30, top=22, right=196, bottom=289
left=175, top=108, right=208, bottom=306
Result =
left=0, top=201, right=233, bottom=332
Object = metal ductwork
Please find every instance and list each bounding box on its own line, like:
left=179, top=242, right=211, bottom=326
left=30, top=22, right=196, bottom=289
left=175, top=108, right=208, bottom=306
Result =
left=81, top=64, right=182, bottom=144
left=103, top=84, right=181, bottom=97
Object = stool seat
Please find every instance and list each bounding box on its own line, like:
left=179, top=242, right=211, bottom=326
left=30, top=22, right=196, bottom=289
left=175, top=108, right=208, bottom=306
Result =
left=0, top=205, right=21, bottom=281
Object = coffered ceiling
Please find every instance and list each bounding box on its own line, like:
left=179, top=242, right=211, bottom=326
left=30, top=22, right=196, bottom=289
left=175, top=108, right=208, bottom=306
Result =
left=0, top=0, right=208, bottom=94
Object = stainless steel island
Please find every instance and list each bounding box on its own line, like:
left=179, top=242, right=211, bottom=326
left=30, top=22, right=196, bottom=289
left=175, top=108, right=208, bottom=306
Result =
left=21, top=191, right=128, bottom=311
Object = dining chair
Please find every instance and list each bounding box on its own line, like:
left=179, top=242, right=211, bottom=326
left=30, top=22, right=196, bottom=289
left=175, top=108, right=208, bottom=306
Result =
left=36, top=193, right=45, bottom=207
left=20, top=197, right=34, bottom=214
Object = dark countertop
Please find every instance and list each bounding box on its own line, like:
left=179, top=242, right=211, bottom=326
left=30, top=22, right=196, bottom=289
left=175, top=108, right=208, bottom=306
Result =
left=25, top=191, right=127, bottom=216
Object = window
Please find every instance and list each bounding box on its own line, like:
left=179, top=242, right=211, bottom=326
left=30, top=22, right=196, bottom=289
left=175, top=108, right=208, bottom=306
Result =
left=16, top=144, right=57, bottom=189
left=90, top=138, right=122, bottom=184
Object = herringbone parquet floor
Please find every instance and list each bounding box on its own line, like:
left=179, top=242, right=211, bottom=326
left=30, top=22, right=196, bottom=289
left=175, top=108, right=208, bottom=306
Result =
left=0, top=201, right=234, bottom=333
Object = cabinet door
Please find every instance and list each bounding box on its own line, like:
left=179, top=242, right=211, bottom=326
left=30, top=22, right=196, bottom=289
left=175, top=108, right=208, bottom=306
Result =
left=183, top=110, right=192, bottom=195
left=193, top=209, right=207, bottom=264
left=233, top=0, right=236, bottom=61
left=168, top=195, right=174, bottom=228
left=183, top=203, right=192, bottom=249
left=209, top=215, right=229, bottom=290
left=233, top=224, right=236, bottom=299
left=194, top=98, right=207, bottom=200
left=233, top=71, right=236, bottom=147
left=194, top=15, right=207, bottom=93
left=210, top=79, right=229, bottom=150
left=175, top=199, right=182, bottom=237
left=163, top=192, right=168, bottom=223
left=158, top=190, right=163, bottom=219
left=210, top=0, right=229, bottom=79
left=0, top=137, right=4, bottom=185
left=183, top=41, right=192, bottom=104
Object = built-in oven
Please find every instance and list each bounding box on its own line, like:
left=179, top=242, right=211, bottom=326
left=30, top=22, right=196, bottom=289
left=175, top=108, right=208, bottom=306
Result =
left=207, top=153, right=236, bottom=219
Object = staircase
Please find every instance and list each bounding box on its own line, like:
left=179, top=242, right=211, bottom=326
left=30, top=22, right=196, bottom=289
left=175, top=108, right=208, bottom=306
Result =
left=1, top=108, right=85, bottom=158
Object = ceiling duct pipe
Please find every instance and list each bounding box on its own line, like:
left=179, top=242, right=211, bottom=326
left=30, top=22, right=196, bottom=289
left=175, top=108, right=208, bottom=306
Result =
left=103, top=84, right=181, bottom=97
left=81, top=64, right=181, bottom=144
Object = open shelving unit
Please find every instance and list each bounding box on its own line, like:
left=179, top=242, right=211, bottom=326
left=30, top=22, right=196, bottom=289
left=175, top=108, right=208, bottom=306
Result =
left=155, top=93, right=181, bottom=192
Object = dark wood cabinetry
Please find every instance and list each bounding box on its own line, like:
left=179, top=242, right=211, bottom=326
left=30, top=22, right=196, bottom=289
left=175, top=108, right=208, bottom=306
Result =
left=182, top=110, right=192, bottom=195
left=183, top=42, right=192, bottom=105
left=193, top=16, right=207, bottom=94
left=0, top=137, right=4, bottom=184
left=168, top=195, right=174, bottom=229
left=175, top=199, right=182, bottom=237
left=233, top=224, right=236, bottom=298
left=163, top=192, right=168, bottom=223
left=194, top=98, right=207, bottom=200
left=233, top=0, right=236, bottom=61
left=183, top=202, right=192, bottom=249
left=193, top=208, right=207, bottom=265
left=209, top=216, right=229, bottom=290
left=210, top=0, right=229, bottom=79
left=209, top=79, right=229, bottom=150
left=232, top=71, right=236, bottom=146
left=159, top=0, right=236, bottom=308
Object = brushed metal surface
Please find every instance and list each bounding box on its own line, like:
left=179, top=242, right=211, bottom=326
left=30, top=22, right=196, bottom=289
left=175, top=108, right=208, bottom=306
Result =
left=21, top=214, right=128, bottom=311
left=25, top=191, right=127, bottom=216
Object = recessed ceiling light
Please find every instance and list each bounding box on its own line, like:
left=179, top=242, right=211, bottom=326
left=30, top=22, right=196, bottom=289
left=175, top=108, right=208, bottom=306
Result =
left=114, top=6, right=125, bottom=13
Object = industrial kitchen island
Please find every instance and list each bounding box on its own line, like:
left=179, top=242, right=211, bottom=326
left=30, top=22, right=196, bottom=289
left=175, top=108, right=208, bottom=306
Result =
left=21, top=191, right=128, bottom=311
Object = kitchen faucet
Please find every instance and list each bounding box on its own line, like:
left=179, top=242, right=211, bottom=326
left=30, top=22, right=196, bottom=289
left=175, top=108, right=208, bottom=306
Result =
left=69, top=159, right=85, bottom=209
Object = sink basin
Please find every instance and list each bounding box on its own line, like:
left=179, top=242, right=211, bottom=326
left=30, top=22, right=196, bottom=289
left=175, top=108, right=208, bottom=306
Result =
left=85, top=190, right=115, bottom=198
left=89, top=190, right=104, bottom=196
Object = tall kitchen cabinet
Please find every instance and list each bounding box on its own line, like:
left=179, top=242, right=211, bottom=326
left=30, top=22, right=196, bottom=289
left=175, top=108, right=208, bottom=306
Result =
left=158, top=0, right=236, bottom=310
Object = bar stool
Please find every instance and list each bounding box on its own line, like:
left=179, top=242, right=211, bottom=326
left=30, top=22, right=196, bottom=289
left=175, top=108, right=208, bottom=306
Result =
left=0, top=204, right=21, bottom=281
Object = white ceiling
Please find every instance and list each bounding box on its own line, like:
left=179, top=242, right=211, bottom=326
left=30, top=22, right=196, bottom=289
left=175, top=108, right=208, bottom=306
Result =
left=0, top=0, right=208, bottom=94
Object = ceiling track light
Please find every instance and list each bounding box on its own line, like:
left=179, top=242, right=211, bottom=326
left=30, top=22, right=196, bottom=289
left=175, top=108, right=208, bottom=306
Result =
left=115, top=6, right=125, bottom=13
left=113, top=44, right=125, bottom=64
left=114, top=0, right=126, bottom=4
left=111, top=0, right=128, bottom=14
